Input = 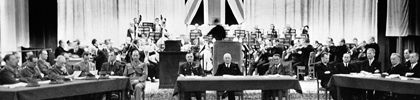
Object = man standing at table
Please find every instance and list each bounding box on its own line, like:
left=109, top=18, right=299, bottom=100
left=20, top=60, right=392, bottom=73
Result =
left=262, top=54, right=292, bottom=100
left=0, top=54, right=25, bottom=85
left=334, top=53, right=361, bottom=100
left=178, top=53, right=205, bottom=100
left=215, top=53, right=242, bottom=100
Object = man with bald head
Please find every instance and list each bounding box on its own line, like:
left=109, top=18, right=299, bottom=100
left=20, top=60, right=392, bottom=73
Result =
left=48, top=55, right=74, bottom=79
left=215, top=53, right=242, bottom=100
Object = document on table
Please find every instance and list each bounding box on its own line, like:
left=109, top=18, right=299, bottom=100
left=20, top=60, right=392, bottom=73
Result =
left=0, top=82, right=27, bottom=88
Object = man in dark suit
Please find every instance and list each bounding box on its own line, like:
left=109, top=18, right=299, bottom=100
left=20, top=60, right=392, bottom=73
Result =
left=54, top=40, right=68, bottom=57
left=403, top=49, right=412, bottom=67
left=405, top=53, right=420, bottom=78
left=360, top=48, right=382, bottom=100
left=0, top=54, right=26, bottom=85
left=315, top=53, right=335, bottom=88
left=334, top=53, right=361, bottom=100
left=100, top=51, right=125, bottom=76
left=364, top=37, right=380, bottom=60
left=375, top=53, right=408, bottom=100
left=178, top=53, right=205, bottom=100
left=215, top=53, right=242, bottom=100
left=206, top=19, right=226, bottom=40
left=37, top=50, right=51, bottom=75
left=262, top=54, right=292, bottom=100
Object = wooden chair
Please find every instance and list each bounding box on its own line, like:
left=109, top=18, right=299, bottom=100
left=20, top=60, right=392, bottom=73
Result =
left=216, top=91, right=244, bottom=100
left=308, top=52, right=317, bottom=79
left=316, top=75, right=330, bottom=100
left=296, top=66, right=306, bottom=80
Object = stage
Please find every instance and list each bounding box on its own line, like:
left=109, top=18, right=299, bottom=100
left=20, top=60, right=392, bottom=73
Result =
left=144, top=79, right=327, bottom=100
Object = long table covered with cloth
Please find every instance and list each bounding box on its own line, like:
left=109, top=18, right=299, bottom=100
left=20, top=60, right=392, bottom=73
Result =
left=328, top=74, right=420, bottom=100
left=0, top=77, right=131, bottom=100
left=174, top=75, right=303, bottom=99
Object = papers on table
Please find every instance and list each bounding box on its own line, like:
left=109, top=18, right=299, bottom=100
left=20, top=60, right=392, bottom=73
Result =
left=0, top=82, right=27, bottom=88
left=109, top=76, right=127, bottom=79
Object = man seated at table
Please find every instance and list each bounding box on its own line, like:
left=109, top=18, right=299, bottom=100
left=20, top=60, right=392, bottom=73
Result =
left=375, top=53, right=408, bottom=100
left=315, top=53, right=335, bottom=88
left=360, top=48, right=381, bottom=100
left=178, top=53, right=205, bottom=100
left=262, top=54, right=293, bottom=100
left=74, top=52, right=96, bottom=77
left=334, top=53, right=362, bottom=100
left=20, top=55, right=44, bottom=80
left=215, top=53, right=242, bottom=100
left=123, top=49, right=148, bottom=100
left=47, top=55, right=74, bottom=79
left=100, top=51, right=125, bottom=76
left=405, top=52, right=420, bottom=78
left=37, top=50, right=51, bottom=75
left=0, top=54, right=27, bottom=85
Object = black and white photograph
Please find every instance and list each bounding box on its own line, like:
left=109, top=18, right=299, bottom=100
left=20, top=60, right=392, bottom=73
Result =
left=0, top=0, right=419, bottom=100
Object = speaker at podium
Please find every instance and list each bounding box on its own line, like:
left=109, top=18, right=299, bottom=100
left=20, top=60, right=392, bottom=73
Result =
left=212, top=41, right=243, bottom=75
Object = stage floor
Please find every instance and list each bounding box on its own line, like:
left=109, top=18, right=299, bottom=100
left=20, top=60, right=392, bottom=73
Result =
left=144, top=79, right=328, bottom=100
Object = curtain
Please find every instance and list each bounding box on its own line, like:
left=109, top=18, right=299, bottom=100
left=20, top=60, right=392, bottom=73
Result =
left=244, top=0, right=378, bottom=44
left=57, top=0, right=186, bottom=45
left=386, top=0, right=420, bottom=37
left=0, top=0, right=30, bottom=53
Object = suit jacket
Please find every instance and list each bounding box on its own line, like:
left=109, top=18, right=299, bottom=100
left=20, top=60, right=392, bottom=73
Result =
left=360, top=59, right=382, bottom=73
left=75, top=61, right=96, bottom=77
left=215, top=62, right=242, bottom=76
left=94, top=49, right=108, bottom=71
left=0, top=66, right=21, bottom=85
left=100, top=61, right=125, bottom=76
left=406, top=63, right=420, bottom=78
left=178, top=62, right=204, bottom=76
left=37, top=60, right=51, bottom=75
left=315, top=63, right=335, bottom=87
left=335, top=62, right=360, bottom=74
left=54, top=46, right=67, bottom=57
left=386, top=63, right=408, bottom=76
left=265, top=63, right=292, bottom=75
left=69, top=48, right=85, bottom=57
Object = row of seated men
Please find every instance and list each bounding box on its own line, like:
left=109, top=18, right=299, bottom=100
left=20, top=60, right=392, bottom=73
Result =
left=0, top=50, right=149, bottom=100
left=316, top=48, right=420, bottom=100
left=178, top=53, right=294, bottom=100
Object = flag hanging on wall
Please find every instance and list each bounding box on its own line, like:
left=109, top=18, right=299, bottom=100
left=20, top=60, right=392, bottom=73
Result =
left=185, top=0, right=244, bottom=25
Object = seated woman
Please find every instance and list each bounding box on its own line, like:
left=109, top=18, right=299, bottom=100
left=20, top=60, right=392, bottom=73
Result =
left=124, top=49, right=148, bottom=100
left=74, top=52, right=96, bottom=77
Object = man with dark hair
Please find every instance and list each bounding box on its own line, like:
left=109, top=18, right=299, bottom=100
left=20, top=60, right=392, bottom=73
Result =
left=20, top=55, right=43, bottom=80
left=262, top=54, right=292, bottom=100
left=331, top=39, right=348, bottom=63
left=37, top=50, right=51, bottom=75
left=100, top=51, right=125, bottom=76
left=178, top=53, right=205, bottom=100
left=334, top=53, right=361, bottom=100
left=74, top=52, right=96, bottom=77
left=315, top=53, right=334, bottom=88
left=403, top=49, right=412, bottom=67
left=69, top=40, right=85, bottom=57
left=55, top=40, right=68, bottom=57
left=207, top=19, right=226, bottom=40
left=0, top=54, right=25, bottom=85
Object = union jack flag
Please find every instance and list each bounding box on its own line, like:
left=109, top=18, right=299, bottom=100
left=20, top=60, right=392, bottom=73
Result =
left=185, top=0, right=244, bottom=25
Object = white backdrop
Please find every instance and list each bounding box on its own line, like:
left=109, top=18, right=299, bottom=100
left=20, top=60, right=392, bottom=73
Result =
left=243, top=0, right=378, bottom=44
left=57, top=0, right=186, bottom=46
